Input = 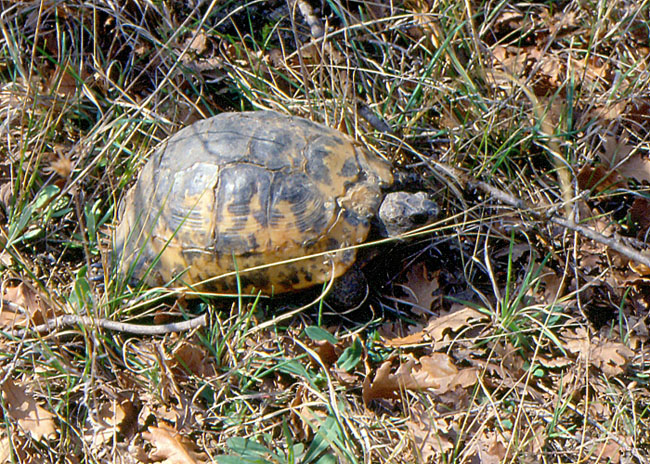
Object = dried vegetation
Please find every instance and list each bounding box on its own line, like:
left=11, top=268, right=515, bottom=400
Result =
left=0, top=0, right=649, bottom=463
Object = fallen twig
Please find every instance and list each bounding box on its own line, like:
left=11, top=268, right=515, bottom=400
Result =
left=3, top=306, right=208, bottom=338
left=462, top=174, right=650, bottom=269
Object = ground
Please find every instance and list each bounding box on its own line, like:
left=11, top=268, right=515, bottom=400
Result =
left=0, top=1, right=649, bottom=463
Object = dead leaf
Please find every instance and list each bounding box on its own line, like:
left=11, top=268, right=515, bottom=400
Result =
left=528, top=48, right=565, bottom=90
left=594, top=440, right=622, bottom=464
left=626, top=98, right=650, bottom=129
left=547, top=10, right=578, bottom=35
left=489, top=45, right=529, bottom=83
left=407, top=406, right=454, bottom=460
left=483, top=439, right=508, bottom=464
left=0, top=436, right=12, bottom=462
left=186, top=32, right=207, bottom=55
left=537, top=355, right=571, bottom=369
left=385, top=307, right=487, bottom=347
left=576, top=164, right=626, bottom=192
left=526, top=424, right=546, bottom=454
left=0, top=180, right=13, bottom=211
left=425, top=307, right=487, bottom=343
left=362, top=354, right=478, bottom=403
left=48, top=63, right=88, bottom=98
left=312, top=340, right=338, bottom=366
left=536, top=267, right=564, bottom=303
left=573, top=55, right=611, bottom=86
left=2, top=379, right=57, bottom=441
left=467, top=431, right=512, bottom=464
left=399, top=262, right=440, bottom=313
left=493, top=243, right=531, bottom=261
left=88, top=398, right=136, bottom=449
left=381, top=323, right=426, bottom=346
left=1, top=282, right=55, bottom=328
left=630, top=198, right=650, bottom=239
left=598, top=135, right=650, bottom=184
left=289, top=385, right=328, bottom=442
left=563, top=328, right=634, bottom=376
left=591, top=341, right=634, bottom=376
left=142, top=425, right=205, bottom=464
left=628, top=315, right=650, bottom=339
left=589, top=401, right=612, bottom=421
left=0, top=299, right=28, bottom=329
left=362, top=361, right=397, bottom=403
left=591, top=101, right=627, bottom=121
left=332, top=367, right=358, bottom=385
left=170, top=338, right=212, bottom=377
left=414, top=354, right=478, bottom=392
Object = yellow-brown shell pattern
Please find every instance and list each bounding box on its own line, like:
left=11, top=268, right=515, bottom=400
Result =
left=113, top=111, right=393, bottom=294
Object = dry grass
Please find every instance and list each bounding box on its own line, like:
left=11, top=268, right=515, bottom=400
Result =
left=0, top=0, right=649, bottom=463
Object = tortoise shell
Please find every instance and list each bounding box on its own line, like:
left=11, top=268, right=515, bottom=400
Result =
left=113, top=111, right=393, bottom=294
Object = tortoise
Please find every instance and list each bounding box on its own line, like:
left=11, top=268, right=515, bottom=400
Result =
left=113, top=111, right=438, bottom=299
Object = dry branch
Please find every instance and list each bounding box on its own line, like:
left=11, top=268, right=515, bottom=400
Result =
left=459, top=171, right=650, bottom=268
left=3, top=304, right=207, bottom=338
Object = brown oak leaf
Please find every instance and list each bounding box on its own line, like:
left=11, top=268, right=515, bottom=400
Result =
left=2, top=379, right=57, bottom=441
left=563, top=328, right=634, bottom=376
left=142, top=425, right=206, bottom=464
left=384, top=307, right=487, bottom=347
left=363, top=354, right=478, bottom=403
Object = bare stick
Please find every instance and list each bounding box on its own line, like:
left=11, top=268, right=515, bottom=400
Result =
left=7, top=311, right=207, bottom=338
left=463, top=176, right=650, bottom=269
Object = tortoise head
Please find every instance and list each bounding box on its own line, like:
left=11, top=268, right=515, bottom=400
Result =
left=377, top=191, right=439, bottom=237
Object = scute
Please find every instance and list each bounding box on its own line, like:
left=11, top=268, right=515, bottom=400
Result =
left=113, top=111, right=394, bottom=294
left=215, top=164, right=272, bottom=253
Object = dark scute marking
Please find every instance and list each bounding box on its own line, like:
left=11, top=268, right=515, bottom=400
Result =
left=252, top=209, right=267, bottom=228
left=159, top=112, right=297, bottom=169
left=274, top=172, right=311, bottom=205
left=326, top=134, right=345, bottom=146
left=216, top=280, right=233, bottom=292
left=215, top=165, right=271, bottom=252
left=239, top=271, right=271, bottom=292
left=247, top=233, right=259, bottom=251
left=304, top=147, right=330, bottom=183
left=217, top=232, right=256, bottom=252
left=163, top=125, right=251, bottom=166
left=217, top=164, right=271, bottom=227
left=342, top=209, right=367, bottom=228
left=248, top=128, right=295, bottom=170
left=326, top=238, right=340, bottom=250
left=340, top=157, right=360, bottom=178
left=278, top=264, right=302, bottom=288
left=270, top=172, right=330, bottom=234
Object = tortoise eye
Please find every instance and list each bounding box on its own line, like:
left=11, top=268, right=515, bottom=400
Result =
left=411, top=213, right=429, bottom=225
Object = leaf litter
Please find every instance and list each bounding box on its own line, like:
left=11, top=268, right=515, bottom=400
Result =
left=1, top=0, right=650, bottom=462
